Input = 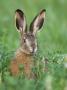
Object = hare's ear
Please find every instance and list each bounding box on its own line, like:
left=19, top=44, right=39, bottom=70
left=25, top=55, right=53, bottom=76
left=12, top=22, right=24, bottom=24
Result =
left=30, top=9, right=46, bottom=35
left=15, top=9, right=27, bottom=33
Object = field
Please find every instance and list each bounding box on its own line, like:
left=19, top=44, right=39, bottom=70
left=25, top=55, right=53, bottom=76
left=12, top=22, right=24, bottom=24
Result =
left=0, top=0, right=67, bottom=90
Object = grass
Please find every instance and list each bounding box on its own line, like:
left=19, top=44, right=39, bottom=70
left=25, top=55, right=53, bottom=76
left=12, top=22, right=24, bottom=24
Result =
left=0, top=0, right=67, bottom=90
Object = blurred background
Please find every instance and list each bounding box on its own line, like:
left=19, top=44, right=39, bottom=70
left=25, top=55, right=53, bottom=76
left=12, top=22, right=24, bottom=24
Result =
left=0, top=0, right=67, bottom=90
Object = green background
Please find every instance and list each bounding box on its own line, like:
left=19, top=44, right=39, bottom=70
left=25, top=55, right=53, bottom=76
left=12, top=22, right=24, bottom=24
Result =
left=0, top=0, right=67, bottom=90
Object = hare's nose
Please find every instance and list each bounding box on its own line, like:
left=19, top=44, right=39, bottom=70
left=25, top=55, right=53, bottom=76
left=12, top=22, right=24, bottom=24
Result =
left=30, top=48, right=35, bottom=54
left=30, top=48, right=34, bottom=52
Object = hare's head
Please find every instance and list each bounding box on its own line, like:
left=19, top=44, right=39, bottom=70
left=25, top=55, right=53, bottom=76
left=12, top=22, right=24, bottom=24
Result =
left=15, top=9, right=46, bottom=54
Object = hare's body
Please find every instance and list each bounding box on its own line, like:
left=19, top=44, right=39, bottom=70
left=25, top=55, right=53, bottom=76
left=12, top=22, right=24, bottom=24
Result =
left=10, top=9, right=46, bottom=77
left=10, top=49, right=33, bottom=77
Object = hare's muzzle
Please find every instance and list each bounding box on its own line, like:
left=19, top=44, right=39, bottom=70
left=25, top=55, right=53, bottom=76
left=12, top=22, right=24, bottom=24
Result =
left=30, top=46, right=37, bottom=54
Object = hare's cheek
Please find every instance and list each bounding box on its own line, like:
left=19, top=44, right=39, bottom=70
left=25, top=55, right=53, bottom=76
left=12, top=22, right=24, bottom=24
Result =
left=24, top=44, right=31, bottom=52
left=23, top=44, right=28, bottom=51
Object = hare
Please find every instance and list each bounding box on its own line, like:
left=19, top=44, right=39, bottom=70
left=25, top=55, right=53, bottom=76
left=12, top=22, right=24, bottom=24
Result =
left=10, top=9, right=46, bottom=78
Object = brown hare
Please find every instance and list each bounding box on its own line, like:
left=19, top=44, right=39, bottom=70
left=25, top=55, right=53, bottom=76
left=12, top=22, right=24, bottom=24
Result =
left=10, top=9, right=46, bottom=78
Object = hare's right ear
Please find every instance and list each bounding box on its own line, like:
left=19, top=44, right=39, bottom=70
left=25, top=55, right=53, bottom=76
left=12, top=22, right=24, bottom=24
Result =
left=15, top=9, right=27, bottom=33
left=30, top=9, right=46, bottom=36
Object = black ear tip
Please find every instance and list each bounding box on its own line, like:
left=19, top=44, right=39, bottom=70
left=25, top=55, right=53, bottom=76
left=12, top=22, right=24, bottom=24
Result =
left=40, top=9, right=46, bottom=14
left=42, top=9, right=46, bottom=12
left=15, top=9, right=24, bottom=14
left=15, top=9, right=21, bottom=12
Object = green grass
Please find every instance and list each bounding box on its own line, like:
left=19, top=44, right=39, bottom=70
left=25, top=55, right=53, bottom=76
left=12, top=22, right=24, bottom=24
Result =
left=0, top=0, right=67, bottom=90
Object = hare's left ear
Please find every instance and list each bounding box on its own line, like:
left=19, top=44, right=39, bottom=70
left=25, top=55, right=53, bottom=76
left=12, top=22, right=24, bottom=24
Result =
left=30, top=9, right=46, bottom=35
left=15, top=9, right=27, bottom=33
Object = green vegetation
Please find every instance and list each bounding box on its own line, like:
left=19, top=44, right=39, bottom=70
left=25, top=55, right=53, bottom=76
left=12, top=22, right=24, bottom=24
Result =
left=0, top=0, right=67, bottom=90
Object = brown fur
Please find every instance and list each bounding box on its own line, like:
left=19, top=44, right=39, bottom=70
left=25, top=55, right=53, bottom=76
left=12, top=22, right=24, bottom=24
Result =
left=10, top=49, right=33, bottom=78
